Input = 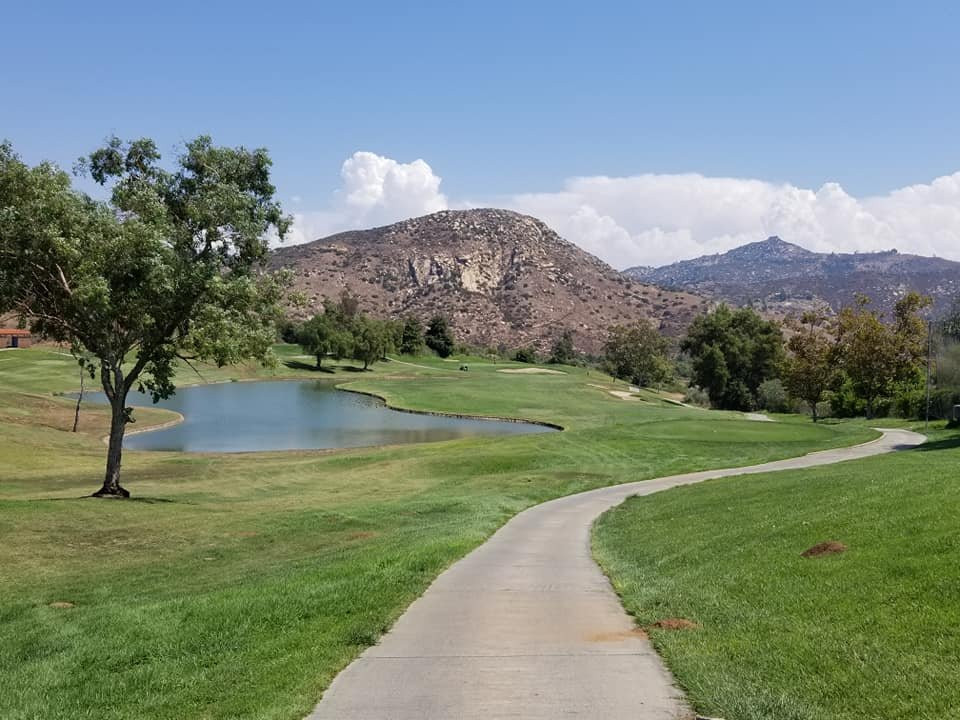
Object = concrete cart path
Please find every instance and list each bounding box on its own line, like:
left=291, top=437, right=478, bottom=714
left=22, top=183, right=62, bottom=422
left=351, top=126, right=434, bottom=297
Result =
left=308, top=428, right=924, bottom=720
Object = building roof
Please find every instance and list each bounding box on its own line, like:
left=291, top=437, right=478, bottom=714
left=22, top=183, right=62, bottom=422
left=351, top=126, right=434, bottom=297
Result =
left=0, top=329, right=31, bottom=337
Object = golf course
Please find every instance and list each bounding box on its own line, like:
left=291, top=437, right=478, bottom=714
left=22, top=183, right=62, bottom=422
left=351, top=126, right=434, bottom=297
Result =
left=1, top=344, right=954, bottom=719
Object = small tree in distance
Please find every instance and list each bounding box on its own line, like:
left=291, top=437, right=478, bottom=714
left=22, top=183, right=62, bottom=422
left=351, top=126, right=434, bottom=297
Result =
left=783, top=310, right=835, bottom=421
left=0, top=137, right=290, bottom=497
left=548, top=328, right=576, bottom=365
left=425, top=315, right=455, bottom=358
left=399, top=316, right=425, bottom=355
left=603, top=320, right=672, bottom=388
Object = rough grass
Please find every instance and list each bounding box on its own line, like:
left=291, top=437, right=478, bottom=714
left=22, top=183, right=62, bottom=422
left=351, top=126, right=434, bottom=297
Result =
left=593, top=426, right=960, bottom=720
left=0, top=346, right=877, bottom=719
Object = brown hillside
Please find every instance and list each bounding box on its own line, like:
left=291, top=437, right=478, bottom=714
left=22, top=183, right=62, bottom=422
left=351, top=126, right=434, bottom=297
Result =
left=269, top=209, right=708, bottom=354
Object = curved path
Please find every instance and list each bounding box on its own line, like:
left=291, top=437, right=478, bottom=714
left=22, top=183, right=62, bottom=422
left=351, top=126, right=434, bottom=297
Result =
left=308, top=428, right=924, bottom=720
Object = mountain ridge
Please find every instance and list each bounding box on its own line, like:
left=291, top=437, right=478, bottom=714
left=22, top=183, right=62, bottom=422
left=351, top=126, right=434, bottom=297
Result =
left=269, top=208, right=709, bottom=353
left=624, top=237, right=960, bottom=314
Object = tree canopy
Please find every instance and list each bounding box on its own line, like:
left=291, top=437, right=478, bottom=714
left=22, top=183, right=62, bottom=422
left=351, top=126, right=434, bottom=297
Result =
left=425, top=315, right=455, bottom=358
left=398, top=315, right=425, bottom=356
left=603, top=320, right=672, bottom=388
left=548, top=328, right=576, bottom=365
left=681, top=305, right=784, bottom=410
left=782, top=310, right=835, bottom=421
left=834, top=293, right=931, bottom=418
left=0, top=137, right=290, bottom=497
left=297, top=293, right=397, bottom=370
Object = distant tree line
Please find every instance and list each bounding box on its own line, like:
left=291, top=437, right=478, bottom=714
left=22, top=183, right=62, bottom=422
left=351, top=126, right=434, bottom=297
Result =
left=597, top=290, right=947, bottom=422
left=285, top=286, right=953, bottom=423
left=290, top=292, right=459, bottom=370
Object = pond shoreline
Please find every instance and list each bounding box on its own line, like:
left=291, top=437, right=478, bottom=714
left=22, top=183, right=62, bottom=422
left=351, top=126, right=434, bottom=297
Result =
left=84, top=379, right=560, bottom=453
left=341, top=387, right=565, bottom=431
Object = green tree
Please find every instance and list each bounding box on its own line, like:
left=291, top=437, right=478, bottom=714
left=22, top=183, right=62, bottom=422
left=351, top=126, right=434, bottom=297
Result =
left=514, top=346, right=538, bottom=363
left=603, top=320, right=672, bottom=387
left=0, top=137, right=289, bottom=497
left=548, top=328, right=576, bottom=365
left=940, top=296, right=960, bottom=341
left=298, top=314, right=342, bottom=368
left=352, top=316, right=392, bottom=370
left=681, top=305, right=784, bottom=410
left=399, top=315, right=425, bottom=355
left=783, top=310, right=835, bottom=421
left=834, top=293, right=931, bottom=418
left=425, top=315, right=455, bottom=358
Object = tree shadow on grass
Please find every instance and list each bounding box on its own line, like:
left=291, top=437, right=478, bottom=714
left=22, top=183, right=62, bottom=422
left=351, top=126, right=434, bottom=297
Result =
left=283, top=360, right=334, bottom=373
left=912, top=433, right=960, bottom=453
left=32, top=495, right=184, bottom=504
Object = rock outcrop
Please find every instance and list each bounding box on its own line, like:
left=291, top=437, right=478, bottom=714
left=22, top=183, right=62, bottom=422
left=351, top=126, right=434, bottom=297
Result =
left=270, top=209, right=708, bottom=354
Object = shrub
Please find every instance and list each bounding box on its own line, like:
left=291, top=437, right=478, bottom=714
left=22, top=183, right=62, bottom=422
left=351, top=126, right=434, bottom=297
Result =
left=683, top=386, right=711, bottom=408
left=513, top=347, right=537, bottom=363
left=757, top=379, right=792, bottom=413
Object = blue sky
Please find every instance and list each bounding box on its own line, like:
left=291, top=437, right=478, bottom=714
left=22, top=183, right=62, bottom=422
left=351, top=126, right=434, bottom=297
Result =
left=3, top=1, right=960, bottom=266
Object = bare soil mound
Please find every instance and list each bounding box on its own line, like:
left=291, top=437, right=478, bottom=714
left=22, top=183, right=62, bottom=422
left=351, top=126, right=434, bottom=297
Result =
left=801, top=541, right=848, bottom=558
left=650, top=618, right=700, bottom=630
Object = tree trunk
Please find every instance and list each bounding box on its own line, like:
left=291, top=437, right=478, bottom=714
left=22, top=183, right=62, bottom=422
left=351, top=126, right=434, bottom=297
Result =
left=316, top=353, right=323, bottom=369
left=93, top=387, right=130, bottom=498
left=72, top=368, right=85, bottom=433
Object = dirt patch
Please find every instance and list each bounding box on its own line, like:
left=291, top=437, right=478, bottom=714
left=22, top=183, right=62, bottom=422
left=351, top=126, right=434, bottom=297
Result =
left=650, top=618, right=700, bottom=631
left=801, top=541, right=848, bottom=558
left=348, top=531, right=379, bottom=541
left=497, top=368, right=566, bottom=375
left=585, top=628, right=647, bottom=643
left=48, top=601, right=75, bottom=609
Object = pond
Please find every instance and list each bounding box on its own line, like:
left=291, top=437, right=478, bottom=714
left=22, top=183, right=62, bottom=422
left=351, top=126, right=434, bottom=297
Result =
left=82, top=380, right=555, bottom=453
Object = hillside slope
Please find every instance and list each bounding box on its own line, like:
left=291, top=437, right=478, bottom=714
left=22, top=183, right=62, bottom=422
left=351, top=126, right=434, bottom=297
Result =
left=270, top=209, right=708, bottom=353
left=625, top=236, right=960, bottom=315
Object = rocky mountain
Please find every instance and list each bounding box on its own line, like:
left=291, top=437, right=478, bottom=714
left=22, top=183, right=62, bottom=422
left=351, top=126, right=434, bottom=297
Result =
left=269, top=209, right=708, bottom=354
left=624, top=237, right=960, bottom=316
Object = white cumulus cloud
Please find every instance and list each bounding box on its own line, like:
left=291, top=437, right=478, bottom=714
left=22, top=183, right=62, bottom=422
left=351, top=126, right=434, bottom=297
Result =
left=281, top=152, right=960, bottom=269
left=279, top=151, right=448, bottom=246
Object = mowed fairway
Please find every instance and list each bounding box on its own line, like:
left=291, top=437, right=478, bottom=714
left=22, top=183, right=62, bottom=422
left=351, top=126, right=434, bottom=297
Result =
left=594, top=428, right=960, bottom=720
left=0, top=347, right=876, bottom=720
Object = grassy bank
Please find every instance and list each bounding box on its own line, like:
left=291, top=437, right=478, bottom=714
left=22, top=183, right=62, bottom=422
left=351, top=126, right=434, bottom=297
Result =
left=0, top=346, right=877, bottom=719
left=593, top=426, right=959, bottom=720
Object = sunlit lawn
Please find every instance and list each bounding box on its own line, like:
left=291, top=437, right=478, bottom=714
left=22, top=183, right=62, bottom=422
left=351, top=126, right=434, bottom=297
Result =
left=0, top=346, right=877, bottom=719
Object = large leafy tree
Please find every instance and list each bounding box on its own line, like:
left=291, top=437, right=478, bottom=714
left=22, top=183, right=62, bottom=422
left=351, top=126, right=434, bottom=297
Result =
left=298, top=313, right=351, bottom=368
left=0, top=137, right=289, bottom=497
left=352, top=316, right=394, bottom=370
left=783, top=310, right=836, bottom=421
left=834, top=292, right=931, bottom=418
left=603, top=320, right=672, bottom=387
left=681, top=305, right=784, bottom=410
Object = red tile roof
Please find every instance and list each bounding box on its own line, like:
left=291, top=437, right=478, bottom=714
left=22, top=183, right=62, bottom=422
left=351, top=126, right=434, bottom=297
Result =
left=0, top=329, right=31, bottom=337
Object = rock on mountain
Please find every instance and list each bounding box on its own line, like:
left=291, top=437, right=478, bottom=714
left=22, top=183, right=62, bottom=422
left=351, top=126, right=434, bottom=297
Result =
left=269, top=209, right=708, bottom=354
left=624, top=236, right=960, bottom=315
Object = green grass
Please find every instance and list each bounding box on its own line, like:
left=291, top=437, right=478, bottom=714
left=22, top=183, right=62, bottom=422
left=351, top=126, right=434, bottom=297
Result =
left=593, top=426, right=960, bottom=720
left=0, top=345, right=879, bottom=719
